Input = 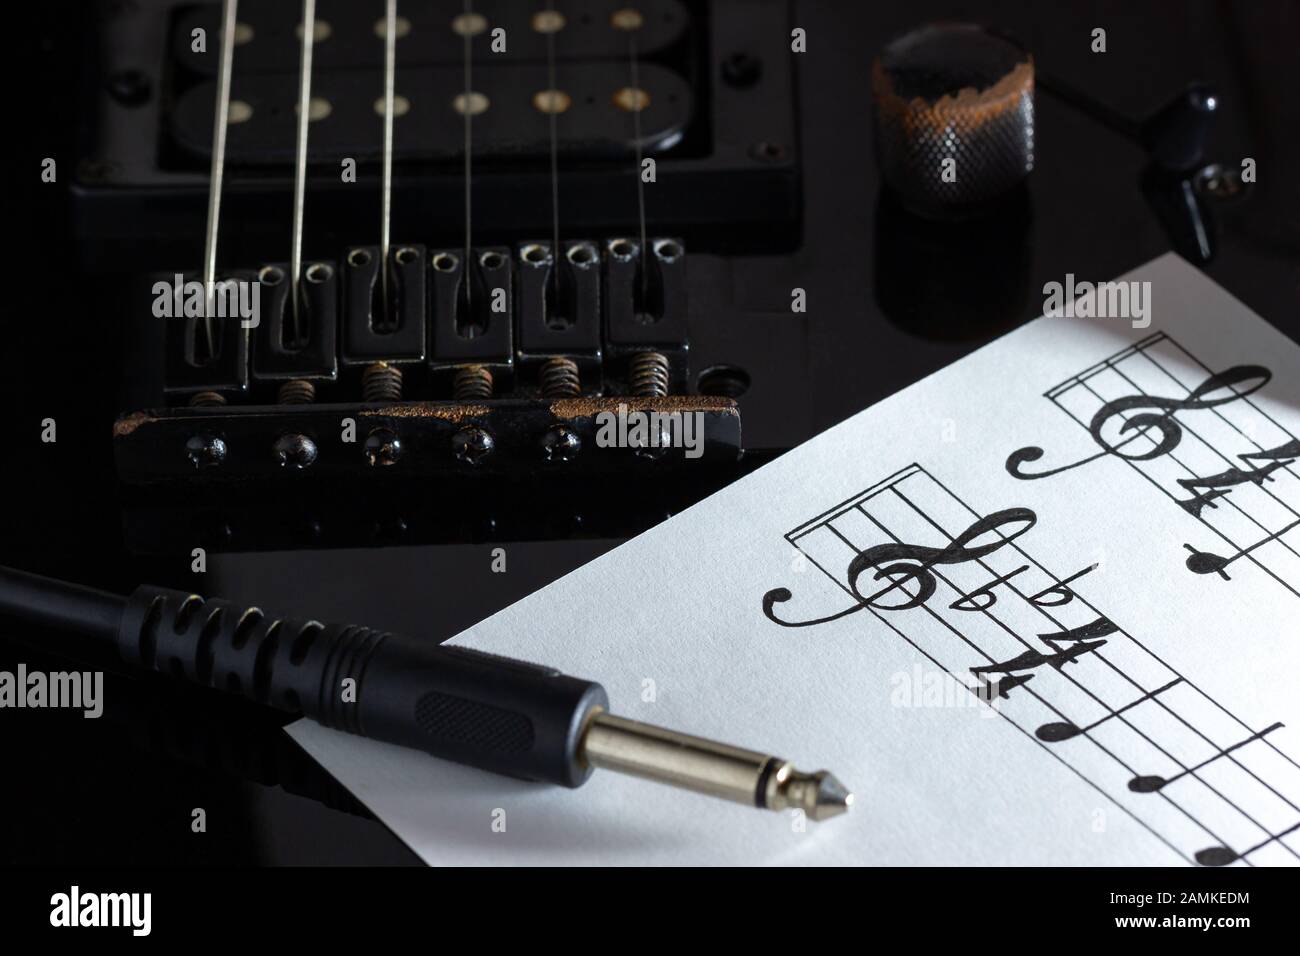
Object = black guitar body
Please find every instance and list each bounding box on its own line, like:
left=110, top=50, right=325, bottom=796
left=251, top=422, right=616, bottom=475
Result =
left=4, top=0, right=1298, bottom=864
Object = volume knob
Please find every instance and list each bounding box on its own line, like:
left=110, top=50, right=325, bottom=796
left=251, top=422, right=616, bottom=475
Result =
left=871, top=23, right=1035, bottom=218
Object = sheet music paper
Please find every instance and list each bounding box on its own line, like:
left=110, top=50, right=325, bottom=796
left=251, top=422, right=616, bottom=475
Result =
left=289, top=254, right=1300, bottom=865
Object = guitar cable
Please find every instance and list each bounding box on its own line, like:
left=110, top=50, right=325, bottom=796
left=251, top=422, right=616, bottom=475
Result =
left=0, top=565, right=852, bottom=821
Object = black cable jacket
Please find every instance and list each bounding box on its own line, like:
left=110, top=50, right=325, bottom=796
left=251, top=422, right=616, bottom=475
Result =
left=0, top=565, right=125, bottom=643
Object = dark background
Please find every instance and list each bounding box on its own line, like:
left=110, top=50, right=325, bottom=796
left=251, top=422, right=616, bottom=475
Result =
left=3, top=0, right=1297, bottom=865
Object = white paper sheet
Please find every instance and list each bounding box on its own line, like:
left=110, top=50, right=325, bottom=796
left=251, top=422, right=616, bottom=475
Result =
left=289, top=254, right=1300, bottom=866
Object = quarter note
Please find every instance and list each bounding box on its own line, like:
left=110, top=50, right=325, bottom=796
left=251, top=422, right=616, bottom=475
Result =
left=1196, top=819, right=1300, bottom=867
left=1035, top=678, right=1182, bottom=742
left=1128, top=722, right=1283, bottom=792
left=1184, top=518, right=1300, bottom=578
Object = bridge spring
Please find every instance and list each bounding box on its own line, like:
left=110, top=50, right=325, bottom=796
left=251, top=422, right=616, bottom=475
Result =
left=453, top=365, right=495, bottom=400
left=539, top=357, right=581, bottom=398
left=277, top=379, right=317, bottom=405
left=361, top=362, right=403, bottom=402
left=629, top=351, right=670, bottom=398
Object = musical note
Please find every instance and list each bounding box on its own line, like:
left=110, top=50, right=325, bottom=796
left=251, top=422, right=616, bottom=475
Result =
left=1028, top=564, right=1097, bottom=606
left=948, top=565, right=1029, bottom=611
left=969, top=639, right=1106, bottom=679
left=1128, top=723, right=1282, bottom=792
left=1037, top=616, right=1119, bottom=650
left=1241, top=438, right=1300, bottom=462
left=1036, top=678, right=1183, bottom=742
left=1177, top=488, right=1232, bottom=519
left=1184, top=518, right=1300, bottom=579
left=974, top=672, right=1035, bottom=701
left=1176, top=461, right=1290, bottom=493
left=1007, top=365, right=1272, bottom=480
left=771, top=461, right=1300, bottom=867
left=846, top=508, right=1036, bottom=610
left=1196, top=819, right=1300, bottom=867
left=762, top=508, right=1036, bottom=625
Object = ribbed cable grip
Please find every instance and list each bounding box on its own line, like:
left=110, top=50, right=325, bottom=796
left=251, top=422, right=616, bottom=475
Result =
left=117, top=586, right=388, bottom=732
left=116, top=585, right=608, bottom=786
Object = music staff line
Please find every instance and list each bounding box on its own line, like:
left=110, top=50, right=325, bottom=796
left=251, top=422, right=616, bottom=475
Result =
left=1050, top=341, right=1300, bottom=599
left=923, top=467, right=1300, bottom=864
left=855, top=486, right=1294, bottom=863
left=784, top=464, right=1300, bottom=865
left=882, top=483, right=1300, bottom=847
left=791, top=530, right=1197, bottom=865
left=1068, top=366, right=1300, bottom=579
left=922, top=465, right=1300, bottom=779
left=1137, top=336, right=1300, bottom=493
left=1046, top=331, right=1300, bottom=505
left=1105, top=337, right=1300, bottom=527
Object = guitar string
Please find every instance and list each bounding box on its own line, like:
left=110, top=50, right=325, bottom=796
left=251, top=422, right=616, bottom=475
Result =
left=545, top=1, right=562, bottom=312
left=626, top=21, right=649, bottom=305
left=847, top=497, right=1282, bottom=861
left=201, top=0, right=239, bottom=360
left=290, top=0, right=317, bottom=337
left=461, top=0, right=474, bottom=312
left=380, top=0, right=398, bottom=314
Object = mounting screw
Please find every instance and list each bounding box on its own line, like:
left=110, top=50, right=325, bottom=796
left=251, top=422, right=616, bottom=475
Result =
left=107, top=70, right=151, bottom=106
left=363, top=428, right=402, bottom=467
left=721, top=52, right=762, bottom=88
left=749, top=141, right=786, bottom=163
left=77, top=159, right=119, bottom=184
left=273, top=433, right=318, bottom=469
left=186, top=433, right=227, bottom=469
left=540, top=425, right=582, bottom=462
left=1194, top=163, right=1247, bottom=201
left=452, top=426, right=495, bottom=465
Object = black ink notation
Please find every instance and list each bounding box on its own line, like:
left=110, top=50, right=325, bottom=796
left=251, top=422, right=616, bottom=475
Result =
left=1196, top=819, right=1300, bottom=867
left=1184, top=519, right=1300, bottom=578
left=1006, top=366, right=1272, bottom=480
left=1036, top=678, right=1183, bottom=742
left=1177, top=462, right=1291, bottom=518
left=763, top=508, right=1038, bottom=626
left=1129, top=722, right=1283, bottom=792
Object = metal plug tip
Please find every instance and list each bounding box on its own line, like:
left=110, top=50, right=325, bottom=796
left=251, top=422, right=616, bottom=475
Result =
left=770, top=766, right=854, bottom=822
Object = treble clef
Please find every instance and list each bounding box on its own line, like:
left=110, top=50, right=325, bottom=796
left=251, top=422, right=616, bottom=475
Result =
left=762, top=508, right=1037, bottom=626
left=1007, top=366, right=1272, bottom=480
